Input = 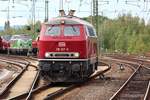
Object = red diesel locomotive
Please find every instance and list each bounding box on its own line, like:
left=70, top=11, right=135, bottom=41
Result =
left=38, top=10, right=98, bottom=82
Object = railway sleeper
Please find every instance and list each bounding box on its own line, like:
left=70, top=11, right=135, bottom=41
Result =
left=125, top=81, right=149, bottom=90
left=118, top=93, right=145, bottom=100
left=127, top=80, right=149, bottom=85
left=133, top=74, right=150, bottom=80
left=122, top=90, right=147, bottom=94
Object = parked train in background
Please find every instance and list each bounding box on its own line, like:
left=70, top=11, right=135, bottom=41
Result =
left=38, top=10, right=98, bottom=82
left=8, top=34, right=32, bottom=55
left=0, top=34, right=39, bottom=55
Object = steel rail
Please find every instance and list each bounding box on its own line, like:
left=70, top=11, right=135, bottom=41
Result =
left=0, top=59, right=30, bottom=96
left=107, top=54, right=150, bottom=68
left=0, top=56, right=29, bottom=65
left=144, top=80, right=150, bottom=100
left=0, top=54, right=37, bottom=62
left=0, top=54, right=37, bottom=63
left=0, top=55, right=39, bottom=99
left=9, top=83, right=58, bottom=100
left=25, top=56, right=38, bottom=61
left=109, top=63, right=142, bottom=100
left=25, top=70, right=40, bottom=100
left=0, top=56, right=38, bottom=70
left=0, top=59, right=25, bottom=69
left=101, top=57, right=141, bottom=71
left=0, top=63, right=39, bottom=99
left=8, top=61, right=111, bottom=100
left=9, top=84, right=51, bottom=100
left=28, top=64, right=39, bottom=70
left=9, top=62, right=111, bottom=100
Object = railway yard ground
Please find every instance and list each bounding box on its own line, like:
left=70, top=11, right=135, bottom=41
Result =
left=56, top=62, right=133, bottom=100
left=0, top=54, right=149, bottom=100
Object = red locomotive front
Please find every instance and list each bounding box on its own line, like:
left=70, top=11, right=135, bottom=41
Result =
left=38, top=11, right=98, bottom=82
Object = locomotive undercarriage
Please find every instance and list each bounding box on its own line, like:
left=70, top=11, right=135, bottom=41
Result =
left=39, top=60, right=98, bottom=82
left=8, top=48, right=32, bottom=55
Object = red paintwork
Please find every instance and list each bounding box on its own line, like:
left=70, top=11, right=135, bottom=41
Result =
left=2, top=40, right=10, bottom=49
left=38, top=17, right=97, bottom=60
left=0, top=37, right=2, bottom=49
left=32, top=40, right=37, bottom=48
left=0, top=36, right=10, bottom=50
left=87, top=37, right=97, bottom=58
left=32, top=35, right=39, bottom=50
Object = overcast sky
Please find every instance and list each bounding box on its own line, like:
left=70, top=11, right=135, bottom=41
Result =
left=0, top=0, right=150, bottom=26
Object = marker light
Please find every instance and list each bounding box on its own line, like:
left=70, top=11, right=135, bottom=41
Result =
left=61, top=20, right=65, bottom=24
left=74, top=53, right=79, bottom=57
left=45, top=52, right=49, bottom=58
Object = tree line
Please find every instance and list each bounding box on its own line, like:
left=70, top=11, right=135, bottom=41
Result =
left=84, top=14, right=150, bottom=55
left=0, top=21, right=41, bottom=40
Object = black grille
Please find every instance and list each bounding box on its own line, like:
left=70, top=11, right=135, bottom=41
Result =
left=54, top=53, right=70, bottom=57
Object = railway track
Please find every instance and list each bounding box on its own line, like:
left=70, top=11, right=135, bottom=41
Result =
left=106, top=54, right=150, bottom=66
left=7, top=62, right=111, bottom=100
left=0, top=57, right=27, bottom=96
left=44, top=64, right=111, bottom=100
left=0, top=54, right=38, bottom=70
left=110, top=64, right=150, bottom=100
left=0, top=54, right=37, bottom=63
left=2, top=54, right=146, bottom=100
left=0, top=55, right=39, bottom=99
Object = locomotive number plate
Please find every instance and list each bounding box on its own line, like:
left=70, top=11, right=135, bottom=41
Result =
left=58, top=42, right=66, bottom=47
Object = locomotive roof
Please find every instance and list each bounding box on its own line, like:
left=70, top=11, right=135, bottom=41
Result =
left=45, top=16, right=93, bottom=27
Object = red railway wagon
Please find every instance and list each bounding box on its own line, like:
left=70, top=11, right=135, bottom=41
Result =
left=0, top=36, right=10, bottom=53
left=38, top=10, right=98, bottom=82
left=0, top=36, right=3, bottom=52
left=32, top=36, right=39, bottom=55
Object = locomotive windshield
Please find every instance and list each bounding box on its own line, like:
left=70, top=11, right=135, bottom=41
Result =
left=45, top=25, right=80, bottom=36
left=45, top=25, right=60, bottom=36
left=64, top=26, right=80, bottom=36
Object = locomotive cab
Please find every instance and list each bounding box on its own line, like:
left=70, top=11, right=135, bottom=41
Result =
left=38, top=14, right=98, bottom=82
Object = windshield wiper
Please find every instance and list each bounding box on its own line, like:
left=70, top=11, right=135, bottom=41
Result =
left=71, top=25, right=76, bottom=32
left=48, top=25, right=54, bottom=32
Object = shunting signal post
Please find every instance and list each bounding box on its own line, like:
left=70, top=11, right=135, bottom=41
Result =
left=45, top=0, right=49, bottom=22
left=93, top=0, right=101, bottom=56
left=93, top=0, right=99, bottom=35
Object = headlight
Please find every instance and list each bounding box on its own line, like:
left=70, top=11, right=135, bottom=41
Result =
left=45, top=52, right=49, bottom=58
left=74, top=53, right=79, bottom=57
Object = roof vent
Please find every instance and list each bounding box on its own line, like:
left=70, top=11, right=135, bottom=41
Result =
left=68, top=10, right=75, bottom=16
left=59, top=10, right=66, bottom=16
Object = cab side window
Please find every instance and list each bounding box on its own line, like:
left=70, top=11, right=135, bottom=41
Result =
left=87, top=26, right=96, bottom=37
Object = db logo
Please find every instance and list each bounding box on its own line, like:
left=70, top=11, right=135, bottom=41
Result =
left=58, top=42, right=66, bottom=47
